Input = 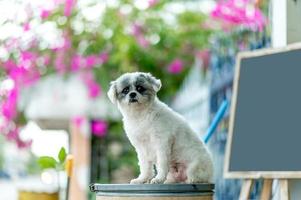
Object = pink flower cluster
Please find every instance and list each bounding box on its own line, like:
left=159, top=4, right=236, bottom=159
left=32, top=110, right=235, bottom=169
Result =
left=40, top=0, right=75, bottom=19
left=0, top=52, right=40, bottom=148
left=91, top=119, right=108, bottom=138
left=211, top=0, right=267, bottom=31
left=71, top=53, right=107, bottom=99
left=51, top=33, right=107, bottom=99
left=40, top=9, right=51, bottom=19
left=131, top=23, right=150, bottom=48
left=148, top=0, right=159, bottom=8
left=64, top=0, right=75, bottom=17
left=167, top=59, right=184, bottom=74
left=0, top=0, right=107, bottom=148
left=80, top=71, right=102, bottom=99
left=1, top=87, right=18, bottom=121
left=71, top=52, right=109, bottom=72
left=6, top=126, right=32, bottom=149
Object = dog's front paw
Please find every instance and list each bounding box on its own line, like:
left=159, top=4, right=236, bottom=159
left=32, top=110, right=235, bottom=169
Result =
left=150, top=177, right=165, bottom=184
left=130, top=178, right=148, bottom=184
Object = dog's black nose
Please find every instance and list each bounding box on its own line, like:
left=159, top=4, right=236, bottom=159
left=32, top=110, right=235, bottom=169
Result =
left=129, top=92, right=137, bottom=98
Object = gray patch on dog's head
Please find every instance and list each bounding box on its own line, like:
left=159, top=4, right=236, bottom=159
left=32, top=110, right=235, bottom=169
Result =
left=115, top=74, right=131, bottom=102
left=140, top=72, right=161, bottom=92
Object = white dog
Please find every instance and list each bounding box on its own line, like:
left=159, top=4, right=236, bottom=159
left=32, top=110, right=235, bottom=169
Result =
left=107, top=72, right=213, bottom=184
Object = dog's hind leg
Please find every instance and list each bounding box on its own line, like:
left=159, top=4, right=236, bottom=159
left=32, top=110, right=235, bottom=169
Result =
left=185, top=158, right=213, bottom=183
left=164, top=171, right=177, bottom=184
left=164, top=163, right=187, bottom=184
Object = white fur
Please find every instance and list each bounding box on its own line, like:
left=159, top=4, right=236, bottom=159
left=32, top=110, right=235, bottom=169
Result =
left=108, top=73, right=213, bottom=184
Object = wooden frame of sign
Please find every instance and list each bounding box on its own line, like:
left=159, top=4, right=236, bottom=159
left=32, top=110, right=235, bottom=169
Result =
left=224, top=42, right=301, bottom=200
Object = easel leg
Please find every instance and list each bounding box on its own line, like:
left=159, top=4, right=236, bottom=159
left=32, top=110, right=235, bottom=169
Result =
left=279, top=179, right=289, bottom=200
left=239, top=179, right=254, bottom=200
left=260, top=179, right=273, bottom=200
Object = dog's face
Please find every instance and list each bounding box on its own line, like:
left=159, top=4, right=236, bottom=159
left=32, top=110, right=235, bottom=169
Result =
left=107, top=72, right=161, bottom=107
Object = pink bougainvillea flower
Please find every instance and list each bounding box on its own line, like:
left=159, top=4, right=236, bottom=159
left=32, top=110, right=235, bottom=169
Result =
left=3, top=60, right=17, bottom=70
left=80, top=70, right=93, bottom=82
left=23, top=23, right=30, bottom=31
left=81, top=71, right=102, bottom=98
left=6, top=126, right=32, bottom=149
left=6, top=127, right=19, bottom=141
left=211, top=0, right=266, bottom=31
left=91, top=120, right=108, bottom=137
left=131, top=23, right=142, bottom=36
left=1, top=98, right=17, bottom=121
left=87, top=80, right=101, bottom=98
left=54, top=51, right=66, bottom=74
left=21, top=51, right=37, bottom=61
left=64, top=0, right=75, bottom=17
left=16, top=138, right=33, bottom=149
left=1, top=87, right=18, bottom=120
left=148, top=0, right=159, bottom=7
left=9, top=67, right=27, bottom=82
left=131, top=23, right=150, bottom=48
left=167, top=59, right=184, bottom=74
left=137, top=35, right=150, bottom=48
left=9, top=65, right=40, bottom=86
left=85, top=55, right=98, bottom=68
left=71, top=54, right=83, bottom=72
left=19, top=51, right=38, bottom=70
left=99, top=52, right=109, bottom=64
left=40, top=9, right=51, bottom=19
left=42, top=55, right=51, bottom=66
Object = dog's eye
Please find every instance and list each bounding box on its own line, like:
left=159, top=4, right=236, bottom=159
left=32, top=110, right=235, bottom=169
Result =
left=122, top=87, right=129, bottom=94
left=136, top=86, right=145, bottom=93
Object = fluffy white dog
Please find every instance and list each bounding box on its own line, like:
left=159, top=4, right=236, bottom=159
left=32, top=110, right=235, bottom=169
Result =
left=107, top=72, right=213, bottom=184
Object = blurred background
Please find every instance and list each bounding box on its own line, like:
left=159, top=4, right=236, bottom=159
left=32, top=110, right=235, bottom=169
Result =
left=0, top=0, right=271, bottom=199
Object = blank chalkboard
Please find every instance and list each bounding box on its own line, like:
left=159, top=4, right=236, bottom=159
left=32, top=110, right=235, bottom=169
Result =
left=224, top=43, right=301, bottom=178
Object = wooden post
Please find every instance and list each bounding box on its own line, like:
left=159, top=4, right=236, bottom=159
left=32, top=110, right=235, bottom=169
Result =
left=279, top=179, right=289, bottom=200
left=239, top=179, right=254, bottom=200
left=260, top=179, right=273, bottom=200
left=69, top=121, right=91, bottom=200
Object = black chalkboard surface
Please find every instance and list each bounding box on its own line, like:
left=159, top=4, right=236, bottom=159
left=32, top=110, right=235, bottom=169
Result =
left=224, top=43, right=301, bottom=178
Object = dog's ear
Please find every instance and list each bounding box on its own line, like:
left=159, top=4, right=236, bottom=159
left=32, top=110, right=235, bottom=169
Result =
left=145, top=73, right=161, bottom=92
left=107, top=81, right=117, bottom=104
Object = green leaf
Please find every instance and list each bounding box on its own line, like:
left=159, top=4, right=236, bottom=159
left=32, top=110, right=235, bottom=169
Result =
left=58, top=147, right=67, bottom=164
left=38, top=156, right=57, bottom=169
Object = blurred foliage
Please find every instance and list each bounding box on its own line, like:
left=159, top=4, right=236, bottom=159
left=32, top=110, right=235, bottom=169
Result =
left=38, top=147, right=67, bottom=171
left=98, top=8, right=211, bottom=99
left=13, top=0, right=212, bottom=101
left=25, top=152, right=41, bottom=175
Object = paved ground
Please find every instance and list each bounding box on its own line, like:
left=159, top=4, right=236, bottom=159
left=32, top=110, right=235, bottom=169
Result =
left=0, top=180, right=17, bottom=200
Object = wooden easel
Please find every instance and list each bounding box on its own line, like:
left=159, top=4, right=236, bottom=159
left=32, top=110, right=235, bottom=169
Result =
left=239, top=179, right=289, bottom=200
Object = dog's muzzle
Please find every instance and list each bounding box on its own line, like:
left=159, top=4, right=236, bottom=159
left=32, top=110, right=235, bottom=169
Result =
left=129, top=99, right=138, bottom=103
left=129, top=92, right=138, bottom=103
